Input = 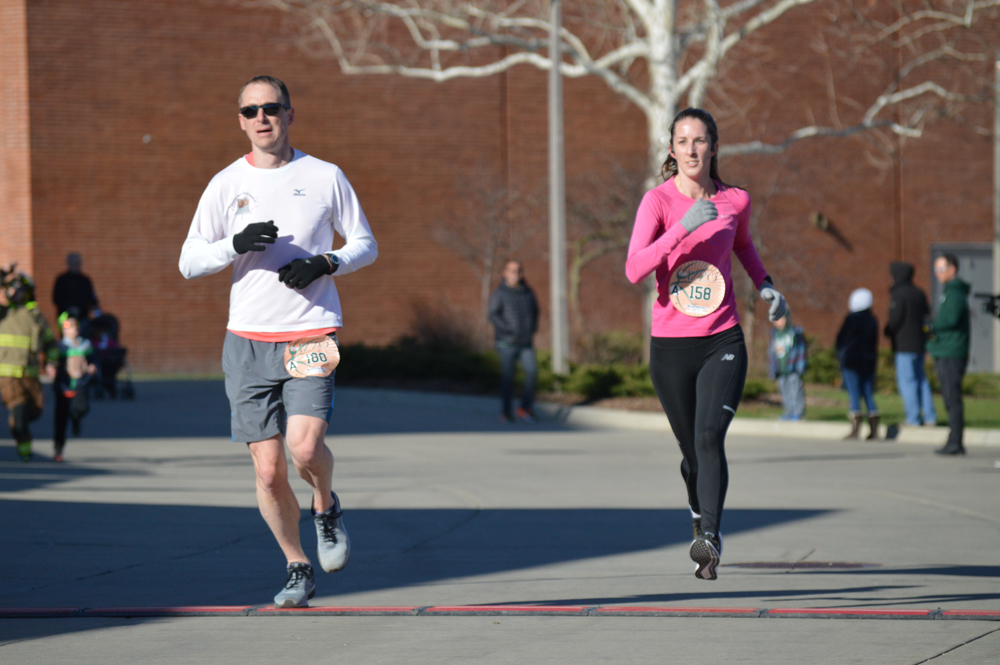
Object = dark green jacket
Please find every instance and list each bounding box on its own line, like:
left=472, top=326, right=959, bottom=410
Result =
left=927, top=278, right=970, bottom=359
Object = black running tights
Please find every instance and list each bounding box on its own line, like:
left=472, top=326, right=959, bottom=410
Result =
left=649, top=325, right=748, bottom=535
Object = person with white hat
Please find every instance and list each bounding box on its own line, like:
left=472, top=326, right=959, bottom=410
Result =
left=835, top=288, right=881, bottom=439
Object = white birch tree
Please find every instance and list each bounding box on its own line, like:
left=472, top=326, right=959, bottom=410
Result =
left=262, top=0, right=999, bottom=183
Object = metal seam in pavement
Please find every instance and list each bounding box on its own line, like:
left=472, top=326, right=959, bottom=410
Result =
left=1, top=607, right=998, bottom=620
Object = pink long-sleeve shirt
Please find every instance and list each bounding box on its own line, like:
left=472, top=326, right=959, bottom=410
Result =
left=626, top=177, right=769, bottom=338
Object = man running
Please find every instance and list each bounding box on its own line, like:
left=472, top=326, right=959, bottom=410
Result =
left=179, top=75, right=377, bottom=607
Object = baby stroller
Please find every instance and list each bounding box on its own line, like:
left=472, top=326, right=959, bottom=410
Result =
left=86, top=312, right=135, bottom=400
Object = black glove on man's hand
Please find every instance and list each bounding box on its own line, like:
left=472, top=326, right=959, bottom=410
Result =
left=277, top=255, right=334, bottom=290
left=233, top=221, right=279, bottom=254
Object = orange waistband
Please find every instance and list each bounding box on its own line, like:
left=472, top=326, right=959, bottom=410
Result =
left=228, top=327, right=339, bottom=343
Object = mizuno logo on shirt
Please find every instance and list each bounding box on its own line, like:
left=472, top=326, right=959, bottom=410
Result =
left=722, top=353, right=735, bottom=361
left=293, top=189, right=306, bottom=196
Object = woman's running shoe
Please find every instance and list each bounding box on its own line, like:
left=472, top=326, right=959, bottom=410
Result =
left=690, top=532, right=722, bottom=581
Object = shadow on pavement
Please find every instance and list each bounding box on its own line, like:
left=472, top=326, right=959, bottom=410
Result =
left=1, top=502, right=832, bottom=611
left=812, top=565, right=1000, bottom=579
left=0, top=382, right=575, bottom=441
left=0, top=458, right=114, bottom=493
left=504, top=584, right=920, bottom=608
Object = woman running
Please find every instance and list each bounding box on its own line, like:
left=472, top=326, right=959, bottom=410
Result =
left=626, top=108, right=786, bottom=580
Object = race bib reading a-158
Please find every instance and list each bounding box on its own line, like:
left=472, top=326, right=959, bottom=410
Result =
left=284, top=335, right=341, bottom=378
left=668, top=260, right=726, bottom=317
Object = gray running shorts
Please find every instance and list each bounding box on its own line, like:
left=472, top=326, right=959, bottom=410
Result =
left=222, top=331, right=335, bottom=443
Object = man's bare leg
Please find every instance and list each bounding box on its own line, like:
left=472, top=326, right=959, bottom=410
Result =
left=286, top=414, right=350, bottom=572
left=247, top=435, right=309, bottom=565
left=286, top=414, right=333, bottom=513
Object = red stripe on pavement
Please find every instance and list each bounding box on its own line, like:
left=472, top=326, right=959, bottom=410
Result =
left=768, top=608, right=932, bottom=617
left=0, top=608, right=79, bottom=617
left=596, top=607, right=758, bottom=614
left=82, top=606, right=251, bottom=616
left=424, top=606, right=589, bottom=613
left=255, top=606, right=420, bottom=614
left=1, top=606, right=996, bottom=620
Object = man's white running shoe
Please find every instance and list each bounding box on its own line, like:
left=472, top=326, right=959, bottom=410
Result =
left=273, top=562, right=315, bottom=608
left=312, top=491, right=351, bottom=573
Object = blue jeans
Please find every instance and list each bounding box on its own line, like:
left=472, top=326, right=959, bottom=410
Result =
left=894, top=352, right=936, bottom=425
left=777, top=373, right=805, bottom=419
left=841, top=368, right=878, bottom=415
left=498, top=345, right=537, bottom=416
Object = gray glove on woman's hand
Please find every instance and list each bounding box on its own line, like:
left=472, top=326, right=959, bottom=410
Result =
left=759, top=283, right=787, bottom=322
left=679, top=200, right=718, bottom=234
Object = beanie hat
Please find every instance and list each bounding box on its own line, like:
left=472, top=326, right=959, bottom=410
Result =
left=849, top=288, right=873, bottom=313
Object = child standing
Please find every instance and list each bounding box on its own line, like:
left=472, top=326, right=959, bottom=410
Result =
left=53, top=312, right=96, bottom=462
left=836, top=288, right=881, bottom=440
left=769, top=312, right=808, bottom=420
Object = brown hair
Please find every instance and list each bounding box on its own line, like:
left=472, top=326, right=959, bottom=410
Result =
left=660, top=108, right=730, bottom=187
left=238, top=75, right=291, bottom=108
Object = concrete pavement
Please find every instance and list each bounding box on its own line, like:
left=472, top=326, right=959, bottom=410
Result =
left=1, top=383, right=998, bottom=664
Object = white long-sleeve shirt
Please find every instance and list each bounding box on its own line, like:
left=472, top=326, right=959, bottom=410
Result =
left=179, top=150, right=378, bottom=333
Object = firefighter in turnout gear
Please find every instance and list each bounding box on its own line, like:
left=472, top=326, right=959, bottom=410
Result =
left=0, top=271, right=58, bottom=461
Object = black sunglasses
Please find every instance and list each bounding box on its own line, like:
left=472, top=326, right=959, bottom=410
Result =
left=239, top=103, right=289, bottom=119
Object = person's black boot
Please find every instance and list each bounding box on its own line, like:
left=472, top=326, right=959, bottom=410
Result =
left=935, top=443, right=966, bottom=456
left=844, top=413, right=862, bottom=440
left=866, top=414, right=880, bottom=441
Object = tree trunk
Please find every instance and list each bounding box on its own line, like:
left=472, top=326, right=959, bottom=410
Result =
left=640, top=84, right=676, bottom=362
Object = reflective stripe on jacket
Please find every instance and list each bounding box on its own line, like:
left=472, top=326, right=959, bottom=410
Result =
left=0, top=303, right=57, bottom=376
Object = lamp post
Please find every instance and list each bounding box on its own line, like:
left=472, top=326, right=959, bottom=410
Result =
left=993, top=54, right=1000, bottom=372
left=549, top=0, right=569, bottom=374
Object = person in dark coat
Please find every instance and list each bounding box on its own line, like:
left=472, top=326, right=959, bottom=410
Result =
left=928, top=254, right=971, bottom=456
left=488, top=260, right=539, bottom=422
left=836, top=288, right=880, bottom=440
left=884, top=262, right=936, bottom=427
left=52, top=253, right=100, bottom=321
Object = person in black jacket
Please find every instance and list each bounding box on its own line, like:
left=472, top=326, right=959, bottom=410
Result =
left=884, top=262, right=936, bottom=427
left=488, top=260, right=539, bottom=422
left=52, top=253, right=100, bottom=321
left=836, top=288, right=880, bottom=440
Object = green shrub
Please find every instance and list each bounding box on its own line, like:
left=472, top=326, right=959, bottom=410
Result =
left=577, top=331, right=644, bottom=365
left=891, top=357, right=996, bottom=397
left=563, top=364, right=624, bottom=400
left=926, top=358, right=940, bottom=393
left=337, top=339, right=499, bottom=390
left=962, top=372, right=1000, bottom=397
left=800, top=344, right=898, bottom=393
left=742, top=377, right=775, bottom=400
left=803, top=345, right=839, bottom=386
left=534, top=349, right=560, bottom=392
left=611, top=365, right=656, bottom=397
left=876, top=348, right=896, bottom=393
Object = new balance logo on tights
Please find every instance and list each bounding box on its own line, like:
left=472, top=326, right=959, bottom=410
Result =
left=721, top=353, right=735, bottom=361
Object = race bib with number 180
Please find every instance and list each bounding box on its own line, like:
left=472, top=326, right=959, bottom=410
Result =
left=284, top=334, right=341, bottom=378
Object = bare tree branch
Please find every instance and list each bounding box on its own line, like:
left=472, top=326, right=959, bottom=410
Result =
left=254, top=0, right=1000, bottom=341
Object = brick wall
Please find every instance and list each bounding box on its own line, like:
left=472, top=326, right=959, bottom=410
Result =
left=10, top=0, right=1000, bottom=373
left=1, top=0, right=33, bottom=275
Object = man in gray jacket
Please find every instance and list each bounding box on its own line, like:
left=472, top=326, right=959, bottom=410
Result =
left=489, top=260, right=539, bottom=422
